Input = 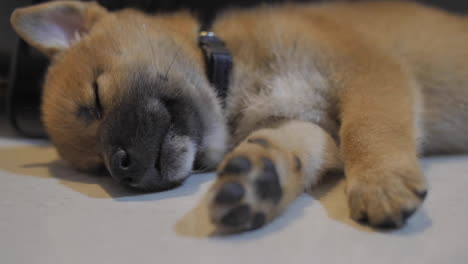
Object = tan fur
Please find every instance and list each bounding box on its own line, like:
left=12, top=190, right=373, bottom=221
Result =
left=11, top=0, right=468, bottom=232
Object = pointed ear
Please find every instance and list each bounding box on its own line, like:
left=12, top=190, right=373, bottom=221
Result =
left=11, top=1, right=108, bottom=57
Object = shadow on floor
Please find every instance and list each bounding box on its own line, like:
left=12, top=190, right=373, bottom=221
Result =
left=175, top=170, right=432, bottom=239
left=0, top=145, right=213, bottom=200
left=0, top=143, right=435, bottom=238
left=174, top=186, right=313, bottom=238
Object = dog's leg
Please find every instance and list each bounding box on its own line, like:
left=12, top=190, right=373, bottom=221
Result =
left=339, top=68, right=428, bottom=229
left=207, top=120, right=341, bottom=232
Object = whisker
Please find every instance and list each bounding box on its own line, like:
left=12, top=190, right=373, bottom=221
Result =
left=192, top=166, right=210, bottom=174
left=143, top=26, right=159, bottom=76
left=164, top=43, right=182, bottom=80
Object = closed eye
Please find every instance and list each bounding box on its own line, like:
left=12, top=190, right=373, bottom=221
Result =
left=92, top=80, right=103, bottom=119
left=76, top=80, right=103, bottom=122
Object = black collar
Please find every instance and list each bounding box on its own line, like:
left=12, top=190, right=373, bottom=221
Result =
left=198, top=27, right=233, bottom=104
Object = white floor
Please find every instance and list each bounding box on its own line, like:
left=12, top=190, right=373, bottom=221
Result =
left=1, top=121, right=467, bottom=264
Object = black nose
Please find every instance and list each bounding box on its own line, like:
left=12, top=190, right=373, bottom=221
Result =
left=110, top=149, right=139, bottom=184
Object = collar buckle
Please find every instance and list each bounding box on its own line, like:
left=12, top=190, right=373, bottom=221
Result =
left=198, top=30, right=233, bottom=104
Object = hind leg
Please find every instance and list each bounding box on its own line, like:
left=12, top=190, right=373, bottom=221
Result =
left=206, top=120, right=342, bottom=233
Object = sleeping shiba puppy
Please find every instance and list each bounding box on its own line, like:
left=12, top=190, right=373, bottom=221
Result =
left=10, top=0, right=468, bottom=232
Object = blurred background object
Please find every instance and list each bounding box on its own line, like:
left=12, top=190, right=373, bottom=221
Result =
left=2, top=0, right=468, bottom=138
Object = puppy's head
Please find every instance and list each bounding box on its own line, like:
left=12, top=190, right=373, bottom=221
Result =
left=11, top=1, right=227, bottom=190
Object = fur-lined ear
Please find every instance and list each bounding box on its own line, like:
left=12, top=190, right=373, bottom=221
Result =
left=10, top=1, right=107, bottom=57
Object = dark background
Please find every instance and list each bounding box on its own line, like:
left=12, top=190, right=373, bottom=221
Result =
left=1, top=0, right=468, bottom=137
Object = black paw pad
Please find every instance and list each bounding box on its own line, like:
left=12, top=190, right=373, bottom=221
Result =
left=250, top=212, right=266, bottom=230
left=221, top=156, right=252, bottom=175
left=375, top=217, right=398, bottom=229
left=417, top=190, right=427, bottom=200
left=220, top=204, right=251, bottom=227
left=247, top=138, right=270, bottom=148
left=215, top=182, right=245, bottom=204
left=255, top=157, right=283, bottom=204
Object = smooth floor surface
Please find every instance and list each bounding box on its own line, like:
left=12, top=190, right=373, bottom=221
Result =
left=1, top=124, right=467, bottom=264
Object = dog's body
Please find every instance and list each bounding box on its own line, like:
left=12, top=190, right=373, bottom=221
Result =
left=11, top=0, right=468, bottom=232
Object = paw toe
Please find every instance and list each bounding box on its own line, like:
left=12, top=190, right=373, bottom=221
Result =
left=416, top=190, right=427, bottom=200
left=402, top=208, right=417, bottom=220
left=356, top=212, right=369, bottom=224
left=375, top=217, right=399, bottom=229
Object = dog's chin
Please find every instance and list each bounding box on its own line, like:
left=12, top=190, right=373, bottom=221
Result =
left=126, top=131, right=198, bottom=192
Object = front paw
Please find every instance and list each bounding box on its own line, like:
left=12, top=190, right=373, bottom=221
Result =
left=347, top=167, right=427, bottom=229
left=208, top=149, right=288, bottom=233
